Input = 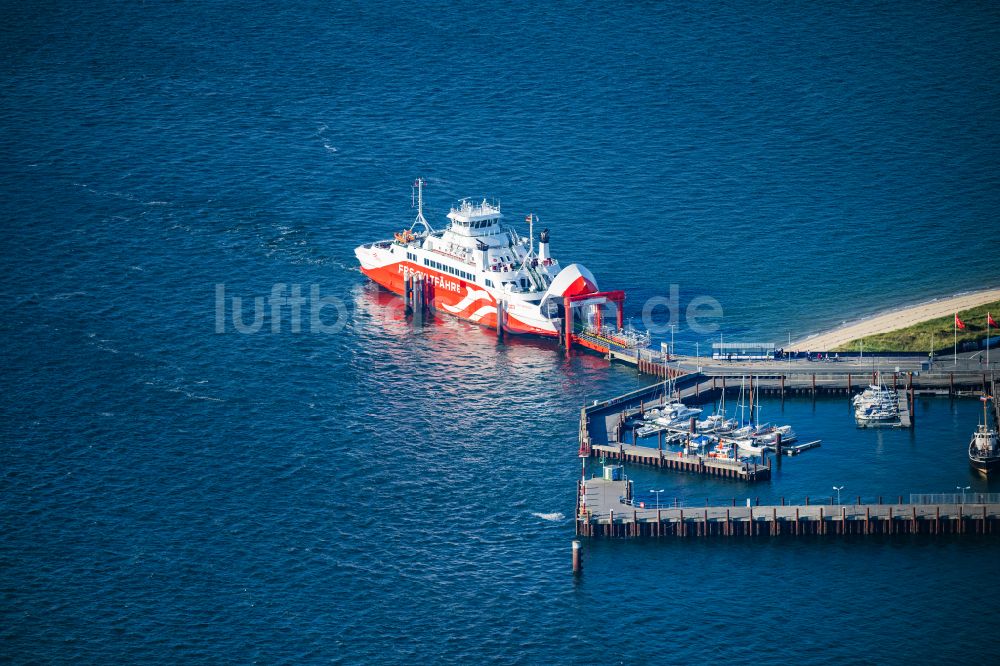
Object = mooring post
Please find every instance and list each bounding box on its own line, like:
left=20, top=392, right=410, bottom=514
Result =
left=819, top=507, right=824, bottom=535
left=888, top=506, right=893, bottom=535
left=563, top=296, right=572, bottom=358
left=572, top=540, right=582, bottom=574
left=812, top=373, right=816, bottom=395
left=907, top=371, right=914, bottom=407
left=775, top=432, right=783, bottom=457
left=847, top=372, right=852, bottom=393
left=780, top=374, right=785, bottom=398
left=412, top=276, right=423, bottom=323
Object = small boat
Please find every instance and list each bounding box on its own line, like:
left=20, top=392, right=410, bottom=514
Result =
left=855, top=398, right=899, bottom=424
left=734, top=438, right=770, bottom=455
left=969, top=396, right=1000, bottom=477
left=652, top=401, right=703, bottom=427
left=852, top=373, right=898, bottom=407
left=697, top=413, right=737, bottom=433
left=750, top=425, right=798, bottom=445
left=854, top=372, right=900, bottom=425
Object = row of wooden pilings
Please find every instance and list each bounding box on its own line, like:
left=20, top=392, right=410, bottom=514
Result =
left=576, top=506, right=997, bottom=538
left=636, top=356, right=683, bottom=379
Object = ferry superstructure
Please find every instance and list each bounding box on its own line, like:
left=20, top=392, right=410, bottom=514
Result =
left=354, top=179, right=610, bottom=337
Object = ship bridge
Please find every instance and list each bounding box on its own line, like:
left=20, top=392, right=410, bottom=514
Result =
left=447, top=199, right=502, bottom=225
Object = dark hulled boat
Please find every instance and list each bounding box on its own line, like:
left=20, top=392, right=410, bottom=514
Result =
left=969, top=396, right=1000, bottom=477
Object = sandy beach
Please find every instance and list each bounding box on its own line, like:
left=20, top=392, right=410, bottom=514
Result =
left=791, top=288, right=1000, bottom=350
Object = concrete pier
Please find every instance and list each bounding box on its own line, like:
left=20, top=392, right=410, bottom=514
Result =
left=577, top=479, right=1000, bottom=538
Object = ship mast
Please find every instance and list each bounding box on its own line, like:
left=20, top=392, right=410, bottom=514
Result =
left=410, top=177, right=433, bottom=234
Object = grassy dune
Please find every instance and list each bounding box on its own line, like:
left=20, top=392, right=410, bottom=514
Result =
left=832, top=300, right=1000, bottom=353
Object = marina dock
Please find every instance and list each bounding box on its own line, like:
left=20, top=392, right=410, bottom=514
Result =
left=579, top=375, right=773, bottom=482
left=576, top=478, right=1000, bottom=538
left=589, top=442, right=771, bottom=481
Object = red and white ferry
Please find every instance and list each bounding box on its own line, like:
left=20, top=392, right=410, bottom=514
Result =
left=354, top=179, right=609, bottom=337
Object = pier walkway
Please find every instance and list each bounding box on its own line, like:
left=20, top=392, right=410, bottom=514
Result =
left=589, top=442, right=771, bottom=481
left=608, top=348, right=995, bottom=398
left=576, top=479, right=1000, bottom=538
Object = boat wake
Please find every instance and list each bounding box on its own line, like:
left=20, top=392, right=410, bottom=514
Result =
left=532, top=512, right=565, bottom=522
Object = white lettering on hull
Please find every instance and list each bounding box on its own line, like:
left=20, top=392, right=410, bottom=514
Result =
left=398, top=263, right=462, bottom=293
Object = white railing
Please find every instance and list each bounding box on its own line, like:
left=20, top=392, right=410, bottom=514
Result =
left=910, top=493, right=1000, bottom=504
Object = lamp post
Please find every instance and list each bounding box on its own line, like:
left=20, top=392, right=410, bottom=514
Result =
left=957, top=485, right=970, bottom=503
left=651, top=489, right=664, bottom=510
left=833, top=485, right=844, bottom=505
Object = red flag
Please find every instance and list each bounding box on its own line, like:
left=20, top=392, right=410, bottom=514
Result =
left=989, top=313, right=998, bottom=328
left=955, top=314, right=966, bottom=330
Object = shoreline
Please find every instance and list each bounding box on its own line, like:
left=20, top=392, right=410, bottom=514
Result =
left=789, top=287, right=1000, bottom=351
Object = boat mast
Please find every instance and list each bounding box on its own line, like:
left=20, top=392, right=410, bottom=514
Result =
left=411, top=177, right=433, bottom=234
left=528, top=213, right=534, bottom=257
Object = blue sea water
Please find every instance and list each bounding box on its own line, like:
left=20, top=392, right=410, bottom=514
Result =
left=2, top=1, right=1000, bottom=663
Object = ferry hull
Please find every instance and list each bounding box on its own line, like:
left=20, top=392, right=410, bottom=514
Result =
left=358, top=258, right=558, bottom=336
